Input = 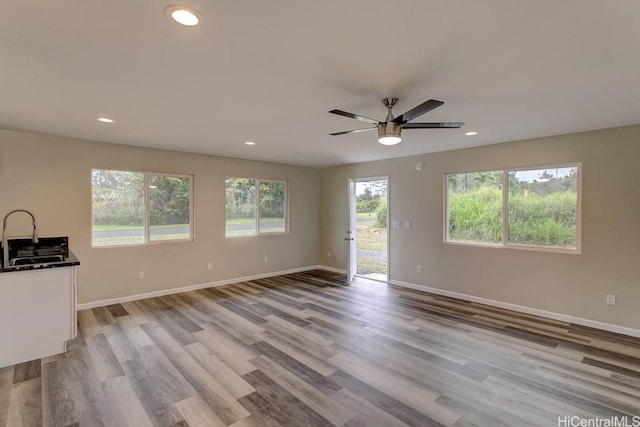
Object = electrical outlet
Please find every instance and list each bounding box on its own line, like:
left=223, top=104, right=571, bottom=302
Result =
left=416, top=265, right=422, bottom=273
left=264, top=256, right=269, bottom=263
left=138, top=271, right=145, bottom=280
left=606, top=294, right=616, bottom=306
left=207, top=262, right=213, bottom=271
left=328, top=251, right=332, bottom=258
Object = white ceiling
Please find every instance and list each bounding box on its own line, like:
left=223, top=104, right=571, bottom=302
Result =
left=1, top=1, right=639, bottom=167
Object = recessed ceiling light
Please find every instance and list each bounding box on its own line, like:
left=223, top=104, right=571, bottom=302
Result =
left=97, top=117, right=115, bottom=123
left=465, top=131, right=478, bottom=136
left=245, top=141, right=256, bottom=146
left=165, top=6, right=201, bottom=26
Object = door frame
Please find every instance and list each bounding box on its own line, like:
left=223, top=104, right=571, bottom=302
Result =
left=348, top=176, right=390, bottom=282
left=346, top=179, right=357, bottom=284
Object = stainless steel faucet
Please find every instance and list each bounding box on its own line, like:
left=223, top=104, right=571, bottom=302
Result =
left=2, top=209, right=39, bottom=268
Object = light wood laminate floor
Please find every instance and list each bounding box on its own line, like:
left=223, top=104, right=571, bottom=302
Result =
left=1, top=270, right=639, bottom=426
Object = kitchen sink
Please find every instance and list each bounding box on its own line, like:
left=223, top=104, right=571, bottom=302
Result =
left=9, top=255, right=65, bottom=266
left=0, top=236, right=78, bottom=272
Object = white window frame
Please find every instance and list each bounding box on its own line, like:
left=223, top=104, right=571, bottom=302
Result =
left=444, top=163, right=581, bottom=254
left=91, top=169, right=194, bottom=248
left=225, top=177, right=288, bottom=238
left=224, top=176, right=289, bottom=239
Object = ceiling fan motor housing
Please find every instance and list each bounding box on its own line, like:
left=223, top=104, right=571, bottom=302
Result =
left=378, top=121, right=402, bottom=145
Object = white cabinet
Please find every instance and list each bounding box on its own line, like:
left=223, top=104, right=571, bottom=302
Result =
left=0, top=266, right=77, bottom=368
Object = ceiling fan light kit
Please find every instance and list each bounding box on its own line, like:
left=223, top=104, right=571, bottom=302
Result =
left=329, top=97, right=464, bottom=145
left=378, top=123, right=402, bottom=145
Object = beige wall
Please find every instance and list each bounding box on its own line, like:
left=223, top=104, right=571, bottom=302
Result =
left=2, top=125, right=639, bottom=331
left=320, top=125, right=640, bottom=330
left=0, top=130, right=320, bottom=304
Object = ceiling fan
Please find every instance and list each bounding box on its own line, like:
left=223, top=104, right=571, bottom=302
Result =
left=329, top=98, right=464, bottom=145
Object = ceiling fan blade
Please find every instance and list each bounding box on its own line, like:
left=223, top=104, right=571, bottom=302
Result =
left=392, top=99, right=444, bottom=124
left=403, top=122, right=465, bottom=129
left=329, top=109, right=379, bottom=125
left=330, top=127, right=378, bottom=136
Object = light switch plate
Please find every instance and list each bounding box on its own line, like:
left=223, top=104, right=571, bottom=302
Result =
left=403, top=221, right=411, bottom=229
left=391, top=220, right=400, bottom=229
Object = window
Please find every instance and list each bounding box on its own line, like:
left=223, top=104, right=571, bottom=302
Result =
left=225, top=177, right=287, bottom=237
left=447, top=171, right=503, bottom=245
left=446, top=164, right=580, bottom=252
left=92, top=169, right=193, bottom=247
left=507, top=167, right=579, bottom=248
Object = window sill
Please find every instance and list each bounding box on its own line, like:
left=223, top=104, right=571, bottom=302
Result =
left=445, top=239, right=580, bottom=255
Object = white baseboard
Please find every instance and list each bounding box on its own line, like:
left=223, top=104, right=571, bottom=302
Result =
left=389, top=279, right=640, bottom=339
left=77, top=265, right=323, bottom=310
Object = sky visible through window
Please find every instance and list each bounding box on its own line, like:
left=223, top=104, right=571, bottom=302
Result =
left=512, top=167, right=574, bottom=183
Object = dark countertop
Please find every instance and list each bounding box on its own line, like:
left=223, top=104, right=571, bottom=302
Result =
left=0, top=236, right=80, bottom=273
